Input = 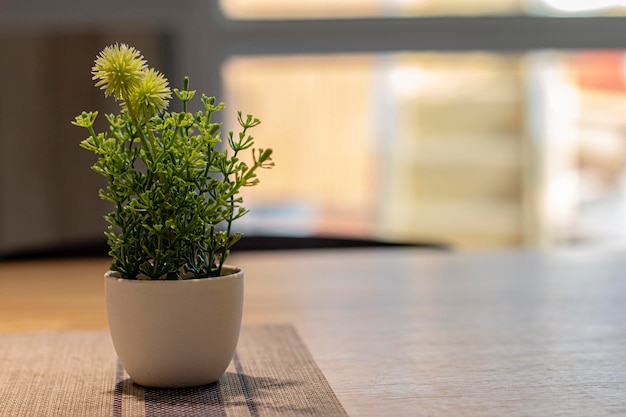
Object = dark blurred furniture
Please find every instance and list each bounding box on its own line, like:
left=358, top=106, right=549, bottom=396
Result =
left=0, top=235, right=447, bottom=260
left=230, top=235, right=447, bottom=251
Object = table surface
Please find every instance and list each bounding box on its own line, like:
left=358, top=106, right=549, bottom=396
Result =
left=1, top=247, right=625, bottom=416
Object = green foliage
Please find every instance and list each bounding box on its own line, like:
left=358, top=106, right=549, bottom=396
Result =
left=73, top=44, right=273, bottom=279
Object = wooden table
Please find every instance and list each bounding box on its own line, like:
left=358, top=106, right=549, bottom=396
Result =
left=1, top=247, right=625, bottom=416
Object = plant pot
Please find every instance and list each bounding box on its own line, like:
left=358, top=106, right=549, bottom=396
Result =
left=104, top=266, right=244, bottom=388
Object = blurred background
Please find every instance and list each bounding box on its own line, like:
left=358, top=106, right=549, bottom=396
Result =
left=3, top=0, right=626, bottom=257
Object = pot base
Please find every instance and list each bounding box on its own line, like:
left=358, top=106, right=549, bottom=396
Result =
left=105, top=266, right=244, bottom=388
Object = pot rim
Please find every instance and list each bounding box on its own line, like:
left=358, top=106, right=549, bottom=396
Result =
left=105, top=265, right=243, bottom=283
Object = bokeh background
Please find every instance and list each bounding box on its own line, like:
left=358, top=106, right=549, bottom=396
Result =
left=3, top=0, right=626, bottom=257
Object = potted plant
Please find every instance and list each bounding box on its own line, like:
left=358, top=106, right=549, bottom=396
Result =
left=72, top=43, right=273, bottom=388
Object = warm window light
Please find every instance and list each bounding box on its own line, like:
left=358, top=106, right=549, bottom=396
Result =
left=220, top=0, right=523, bottom=19
left=219, top=0, right=383, bottom=19
left=388, top=66, right=423, bottom=99
left=540, top=0, right=626, bottom=12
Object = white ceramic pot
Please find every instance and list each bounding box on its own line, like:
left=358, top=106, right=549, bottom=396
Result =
left=104, top=266, right=244, bottom=388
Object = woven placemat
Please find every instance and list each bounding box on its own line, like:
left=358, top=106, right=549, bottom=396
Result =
left=0, top=325, right=347, bottom=417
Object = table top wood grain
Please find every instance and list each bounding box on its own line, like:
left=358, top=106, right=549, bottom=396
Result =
left=1, top=247, right=625, bottom=416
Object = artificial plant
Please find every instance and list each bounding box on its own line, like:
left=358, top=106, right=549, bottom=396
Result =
left=73, top=43, right=273, bottom=279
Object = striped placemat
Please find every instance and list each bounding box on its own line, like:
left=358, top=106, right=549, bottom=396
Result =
left=0, top=325, right=348, bottom=416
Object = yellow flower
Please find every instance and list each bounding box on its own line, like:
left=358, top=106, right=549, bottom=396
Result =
left=92, top=43, right=147, bottom=100
left=127, top=68, right=172, bottom=119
